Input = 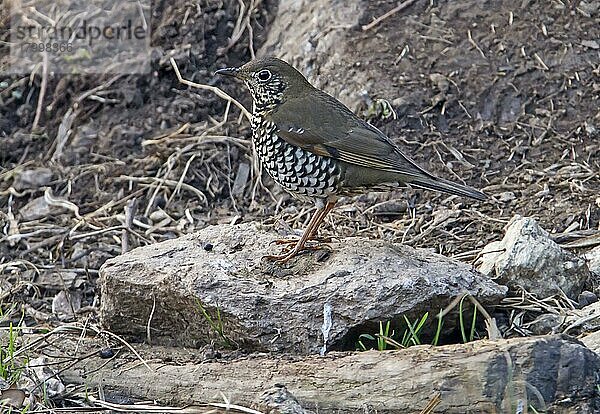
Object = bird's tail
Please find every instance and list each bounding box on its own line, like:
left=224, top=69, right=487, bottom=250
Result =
left=408, top=176, right=487, bottom=201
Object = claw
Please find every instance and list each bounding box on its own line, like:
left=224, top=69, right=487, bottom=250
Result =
left=262, top=251, right=300, bottom=263
left=262, top=242, right=332, bottom=263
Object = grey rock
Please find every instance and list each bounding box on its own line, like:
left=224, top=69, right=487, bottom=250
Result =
left=51, top=290, right=82, bottom=321
left=527, top=313, right=566, bottom=335
left=565, top=300, right=600, bottom=334
left=36, top=271, right=81, bottom=290
left=256, top=384, right=315, bottom=414
left=232, top=162, right=251, bottom=196
left=497, top=191, right=516, bottom=203
left=28, top=356, right=65, bottom=397
left=477, top=215, right=590, bottom=300
left=12, top=167, right=54, bottom=191
left=99, top=223, right=506, bottom=354
left=259, top=0, right=366, bottom=110
left=19, top=196, right=69, bottom=221
left=578, top=291, right=598, bottom=308
left=585, top=245, right=600, bottom=276
left=60, top=334, right=600, bottom=413
left=581, top=330, right=600, bottom=354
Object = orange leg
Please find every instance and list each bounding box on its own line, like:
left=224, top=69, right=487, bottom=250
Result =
left=264, top=200, right=336, bottom=263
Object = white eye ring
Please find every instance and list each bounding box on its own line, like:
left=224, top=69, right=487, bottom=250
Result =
left=257, top=69, right=272, bottom=82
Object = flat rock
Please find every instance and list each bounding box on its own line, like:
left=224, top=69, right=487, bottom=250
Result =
left=19, top=196, right=69, bottom=221
left=477, top=215, right=590, bottom=299
left=99, top=223, right=506, bottom=354
left=12, top=167, right=54, bottom=191
left=61, top=334, right=600, bottom=413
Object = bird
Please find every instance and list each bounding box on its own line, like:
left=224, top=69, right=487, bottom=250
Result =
left=215, top=57, right=486, bottom=262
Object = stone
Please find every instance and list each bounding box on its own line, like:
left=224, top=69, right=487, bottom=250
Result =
left=477, top=215, right=590, bottom=300
left=256, top=384, right=315, bottom=414
left=12, top=167, right=54, bottom=191
left=578, top=290, right=598, bottom=308
left=527, top=313, right=565, bottom=336
left=51, top=290, right=82, bottom=321
left=99, top=223, right=506, bottom=354
left=581, top=330, right=600, bottom=354
left=19, top=196, right=69, bottom=221
left=585, top=245, right=600, bottom=276
left=60, top=334, right=600, bottom=413
left=260, top=0, right=364, bottom=110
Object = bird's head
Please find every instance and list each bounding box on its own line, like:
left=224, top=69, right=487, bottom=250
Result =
left=215, top=57, right=311, bottom=114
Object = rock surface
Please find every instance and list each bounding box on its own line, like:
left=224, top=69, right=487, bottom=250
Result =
left=99, top=223, right=506, bottom=354
left=582, top=330, right=600, bottom=354
left=585, top=245, right=600, bottom=276
left=256, top=384, right=315, bottom=414
left=61, top=334, right=600, bottom=414
left=477, top=216, right=590, bottom=299
left=12, top=167, right=54, bottom=191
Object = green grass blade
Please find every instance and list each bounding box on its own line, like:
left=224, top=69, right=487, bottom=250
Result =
left=403, top=315, right=421, bottom=346
left=469, top=303, right=478, bottom=342
left=459, top=295, right=468, bottom=343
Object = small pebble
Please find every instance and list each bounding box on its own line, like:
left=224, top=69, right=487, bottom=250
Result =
left=578, top=291, right=598, bottom=308
left=203, top=242, right=214, bottom=251
left=99, top=348, right=115, bottom=359
left=498, top=191, right=516, bottom=203
left=149, top=209, right=168, bottom=222
left=315, top=250, right=330, bottom=262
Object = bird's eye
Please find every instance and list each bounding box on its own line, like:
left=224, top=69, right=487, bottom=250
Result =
left=257, top=69, right=272, bottom=82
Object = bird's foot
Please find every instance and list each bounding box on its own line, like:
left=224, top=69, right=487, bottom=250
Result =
left=261, top=250, right=301, bottom=264
left=262, top=242, right=332, bottom=264
left=272, top=236, right=332, bottom=246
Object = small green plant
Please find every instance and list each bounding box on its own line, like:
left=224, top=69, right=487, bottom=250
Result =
left=459, top=295, right=479, bottom=343
left=358, top=312, right=443, bottom=351
left=400, top=313, right=429, bottom=347
left=363, top=98, right=397, bottom=121
left=358, top=320, right=393, bottom=351
left=357, top=295, right=485, bottom=352
left=195, top=300, right=235, bottom=348
left=0, top=323, right=23, bottom=385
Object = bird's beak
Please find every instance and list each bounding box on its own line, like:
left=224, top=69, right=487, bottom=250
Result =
left=214, top=67, right=241, bottom=78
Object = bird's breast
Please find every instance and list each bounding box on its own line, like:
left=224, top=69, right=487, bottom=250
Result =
left=251, top=117, right=342, bottom=199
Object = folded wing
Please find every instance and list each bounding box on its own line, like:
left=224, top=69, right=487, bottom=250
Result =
left=268, top=88, right=486, bottom=201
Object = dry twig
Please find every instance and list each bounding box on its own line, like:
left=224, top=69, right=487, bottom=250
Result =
left=362, top=0, right=418, bottom=31
left=170, top=57, right=251, bottom=122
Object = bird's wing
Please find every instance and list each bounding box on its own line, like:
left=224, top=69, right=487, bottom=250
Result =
left=269, top=89, right=433, bottom=180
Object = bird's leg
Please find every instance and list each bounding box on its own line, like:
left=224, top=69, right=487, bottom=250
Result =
left=264, top=200, right=336, bottom=263
left=273, top=224, right=332, bottom=246
left=272, top=203, right=334, bottom=246
left=304, top=201, right=335, bottom=241
left=264, top=207, right=328, bottom=260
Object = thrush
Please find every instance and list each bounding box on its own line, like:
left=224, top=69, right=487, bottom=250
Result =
left=215, top=57, right=486, bottom=262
